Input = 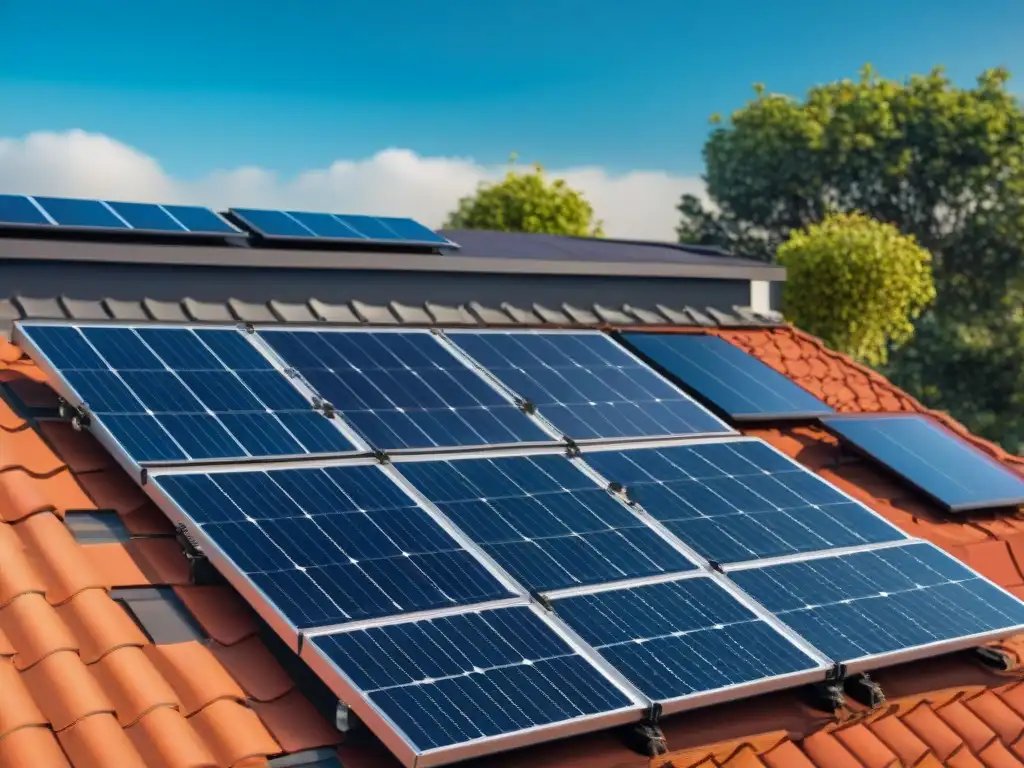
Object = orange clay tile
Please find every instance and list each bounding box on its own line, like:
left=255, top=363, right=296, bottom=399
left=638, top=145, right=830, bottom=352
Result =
left=0, top=656, right=47, bottom=736
left=54, top=588, right=149, bottom=663
left=957, top=541, right=1024, bottom=589
left=210, top=636, right=294, bottom=702
left=126, top=538, right=192, bottom=585
left=977, top=739, right=1024, bottom=768
left=0, top=725, right=72, bottom=768
left=0, top=468, right=55, bottom=522
left=902, top=701, right=967, bottom=762
left=120, top=502, right=176, bottom=536
left=965, top=691, right=1024, bottom=745
left=0, top=591, right=78, bottom=670
left=14, top=512, right=107, bottom=604
left=75, top=469, right=150, bottom=516
left=1000, top=682, right=1024, bottom=719
left=188, top=700, right=281, bottom=767
left=722, top=746, right=770, bottom=767
left=800, top=731, right=867, bottom=768
left=36, top=421, right=116, bottom=474
left=249, top=689, right=342, bottom=753
left=759, top=740, right=819, bottom=768
left=0, top=522, right=47, bottom=607
left=19, top=650, right=115, bottom=730
left=0, top=625, right=14, bottom=656
left=868, top=714, right=931, bottom=765
left=81, top=542, right=152, bottom=588
left=142, top=641, right=246, bottom=716
left=173, top=586, right=258, bottom=646
left=57, top=713, right=150, bottom=768
left=0, top=427, right=65, bottom=475
left=831, top=722, right=899, bottom=767
left=126, top=706, right=219, bottom=768
left=90, top=645, right=181, bottom=727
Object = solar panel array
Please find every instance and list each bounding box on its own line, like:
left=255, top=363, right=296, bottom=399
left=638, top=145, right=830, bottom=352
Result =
left=15, top=318, right=1024, bottom=768
left=228, top=207, right=457, bottom=248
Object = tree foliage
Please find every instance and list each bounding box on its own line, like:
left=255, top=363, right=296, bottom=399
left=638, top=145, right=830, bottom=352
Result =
left=778, top=213, right=935, bottom=365
left=445, top=162, right=604, bottom=237
left=679, top=65, right=1024, bottom=452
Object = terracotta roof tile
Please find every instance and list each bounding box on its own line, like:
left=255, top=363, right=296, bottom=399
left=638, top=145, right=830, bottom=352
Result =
left=0, top=656, right=48, bottom=737
left=0, top=591, right=79, bottom=670
left=0, top=724, right=73, bottom=768
left=210, top=635, right=295, bottom=702
left=800, top=730, right=865, bottom=768
left=0, top=521, right=47, bottom=606
left=0, top=469, right=57, bottom=522
left=173, top=586, right=259, bottom=646
left=81, top=542, right=153, bottom=587
left=0, top=397, right=27, bottom=431
left=142, top=641, right=246, bottom=716
left=720, top=746, right=769, bottom=768
left=20, top=650, right=115, bottom=730
left=188, top=700, right=281, bottom=767
left=868, top=714, right=931, bottom=765
left=125, top=707, right=219, bottom=768
left=57, top=713, right=150, bottom=768
left=36, top=421, right=116, bottom=474
left=75, top=469, right=150, bottom=516
left=957, top=541, right=1024, bottom=589
left=15, top=512, right=108, bottom=603
left=965, top=691, right=1024, bottom=745
left=978, top=739, right=1024, bottom=768
left=0, top=427, right=65, bottom=475
left=249, top=689, right=342, bottom=753
left=90, top=646, right=181, bottom=727
left=0, top=624, right=14, bottom=656
left=126, top=538, right=192, bottom=586
left=54, top=587, right=149, bottom=664
left=936, top=699, right=1000, bottom=753
left=120, top=502, right=177, bottom=536
left=759, top=740, right=819, bottom=768
left=902, top=701, right=967, bottom=762
left=832, top=722, right=900, bottom=767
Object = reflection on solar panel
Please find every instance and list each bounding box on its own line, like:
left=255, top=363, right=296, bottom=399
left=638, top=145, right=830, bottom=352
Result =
left=18, top=324, right=354, bottom=462
left=0, top=194, right=240, bottom=236
left=258, top=329, right=551, bottom=451
left=551, top=577, right=822, bottom=707
left=582, top=439, right=906, bottom=564
left=154, top=464, right=516, bottom=630
left=729, top=542, right=1024, bottom=668
left=621, top=333, right=834, bottom=420
left=396, top=452, right=697, bottom=592
left=445, top=331, right=732, bottom=441
left=822, top=414, right=1024, bottom=512
left=229, top=207, right=456, bottom=247
left=307, top=606, right=638, bottom=763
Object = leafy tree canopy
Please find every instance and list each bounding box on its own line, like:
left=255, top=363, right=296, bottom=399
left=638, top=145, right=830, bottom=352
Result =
left=778, top=212, right=936, bottom=365
left=445, top=161, right=604, bottom=237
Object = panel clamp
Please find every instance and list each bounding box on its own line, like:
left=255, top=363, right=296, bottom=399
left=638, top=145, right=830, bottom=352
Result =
left=705, top=560, right=724, bottom=573
left=513, top=396, right=537, bottom=415
left=372, top=450, right=391, bottom=465
left=530, top=590, right=554, bottom=611
left=564, top=439, right=581, bottom=459
left=243, top=323, right=256, bottom=334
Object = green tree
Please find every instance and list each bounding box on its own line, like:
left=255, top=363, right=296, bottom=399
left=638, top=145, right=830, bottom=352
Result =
left=777, top=212, right=936, bottom=366
left=445, top=162, right=604, bottom=237
left=679, top=65, right=1024, bottom=451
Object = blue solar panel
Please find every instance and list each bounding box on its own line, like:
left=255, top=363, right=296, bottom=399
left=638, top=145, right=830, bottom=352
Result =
left=822, top=414, right=1024, bottom=512
left=729, top=542, right=1024, bottom=665
left=396, top=453, right=697, bottom=591
left=0, top=194, right=50, bottom=227
left=35, top=196, right=127, bottom=228
left=258, top=329, right=551, bottom=451
left=309, top=606, right=635, bottom=756
left=581, top=439, right=906, bottom=564
left=551, top=577, right=820, bottom=702
left=18, top=324, right=354, bottom=463
left=445, top=331, right=732, bottom=441
left=229, top=207, right=455, bottom=247
left=155, top=464, right=515, bottom=629
left=621, top=333, right=834, bottom=420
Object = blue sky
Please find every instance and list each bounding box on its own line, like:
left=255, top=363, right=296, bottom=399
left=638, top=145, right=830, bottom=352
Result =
left=3, top=0, right=1023, bottom=177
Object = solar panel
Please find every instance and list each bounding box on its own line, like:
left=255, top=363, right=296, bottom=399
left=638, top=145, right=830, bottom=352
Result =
left=229, top=207, right=456, bottom=248
left=256, top=329, right=552, bottom=451
left=728, top=542, right=1024, bottom=670
left=394, top=452, right=698, bottom=592
left=153, top=463, right=517, bottom=632
left=444, top=331, right=733, bottom=442
left=821, top=414, right=1024, bottom=512
left=16, top=323, right=354, bottom=463
left=581, top=439, right=907, bottom=564
left=0, top=194, right=240, bottom=236
left=550, top=576, right=824, bottom=710
left=620, top=333, right=834, bottom=420
left=304, top=606, right=640, bottom=766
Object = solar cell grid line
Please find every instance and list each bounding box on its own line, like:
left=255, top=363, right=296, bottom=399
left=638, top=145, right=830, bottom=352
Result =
left=441, top=329, right=735, bottom=443
left=390, top=448, right=700, bottom=593
left=253, top=327, right=554, bottom=452
left=619, top=332, right=835, bottom=421
left=150, top=461, right=522, bottom=639
left=548, top=574, right=827, bottom=712
left=821, top=414, right=1024, bottom=513
left=726, top=541, right=1024, bottom=672
left=578, top=437, right=908, bottom=565
left=14, top=322, right=356, bottom=464
left=302, top=604, right=644, bottom=767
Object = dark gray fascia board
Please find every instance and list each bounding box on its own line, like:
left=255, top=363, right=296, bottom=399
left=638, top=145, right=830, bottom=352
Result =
left=0, top=237, right=787, bottom=282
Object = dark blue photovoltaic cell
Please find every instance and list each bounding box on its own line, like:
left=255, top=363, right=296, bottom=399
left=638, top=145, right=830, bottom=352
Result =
left=581, top=440, right=905, bottom=564
left=0, top=194, right=50, bottom=226
left=161, top=205, right=240, bottom=234
left=0, top=195, right=238, bottom=235
left=822, top=415, right=1024, bottom=512
left=259, top=330, right=550, bottom=450
left=106, top=201, right=187, bottom=232
left=229, top=207, right=453, bottom=246
left=155, top=464, right=514, bottom=629
left=311, top=607, right=634, bottom=752
left=34, top=196, right=127, bottom=228
left=19, top=324, right=353, bottom=463
left=396, top=453, right=697, bottom=591
left=446, top=331, right=731, bottom=441
left=552, top=578, right=819, bottom=700
left=730, top=542, right=1024, bottom=663
left=621, top=333, right=834, bottom=420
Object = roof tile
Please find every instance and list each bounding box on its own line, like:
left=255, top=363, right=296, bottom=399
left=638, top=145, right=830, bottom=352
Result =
left=958, top=542, right=1024, bottom=589
left=977, top=739, right=1024, bottom=768
left=54, top=588, right=149, bottom=664
left=58, top=297, right=110, bottom=321
left=965, top=690, right=1024, bottom=745
left=125, top=538, right=191, bottom=585
left=0, top=656, right=48, bottom=736
left=57, top=713, right=150, bottom=768
left=388, top=301, right=432, bottom=324
left=799, top=731, right=865, bottom=768
left=0, top=724, right=73, bottom=768
left=0, top=427, right=64, bottom=474
left=350, top=300, right=397, bottom=325
left=74, top=468, right=149, bottom=516
left=90, top=645, right=181, bottom=727
left=249, top=689, right=342, bottom=753
left=0, top=469, right=57, bottom=522
left=938, top=699, right=1001, bottom=752
left=0, top=591, right=78, bottom=670
left=183, top=298, right=234, bottom=323
left=172, top=586, right=258, bottom=646
left=142, top=641, right=246, bottom=716
left=210, top=635, right=295, bottom=702
left=82, top=542, right=153, bottom=587
left=561, top=303, right=601, bottom=325
left=15, top=512, right=107, bottom=604
left=0, top=624, right=13, bottom=656
left=532, top=303, right=573, bottom=324
left=947, top=744, right=990, bottom=767
left=188, top=700, right=281, bottom=767
left=868, top=714, right=931, bottom=765
left=499, top=302, right=542, bottom=324
left=832, top=722, right=900, bottom=767
left=36, top=421, right=116, bottom=474
left=20, top=649, right=116, bottom=730
left=308, top=299, right=360, bottom=324
left=465, top=301, right=514, bottom=325
left=0, top=398, right=27, bottom=431
left=228, top=299, right=277, bottom=324
left=903, top=701, right=967, bottom=761
left=268, top=300, right=317, bottom=323
left=126, top=706, right=219, bottom=768
left=759, top=740, right=819, bottom=768
left=0, top=521, right=47, bottom=606
left=102, top=299, right=148, bottom=321
left=143, top=299, right=189, bottom=323
left=720, top=745, right=769, bottom=767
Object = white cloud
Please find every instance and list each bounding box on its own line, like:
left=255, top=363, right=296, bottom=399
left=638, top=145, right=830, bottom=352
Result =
left=0, top=129, right=706, bottom=240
